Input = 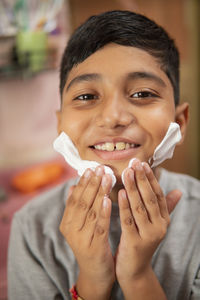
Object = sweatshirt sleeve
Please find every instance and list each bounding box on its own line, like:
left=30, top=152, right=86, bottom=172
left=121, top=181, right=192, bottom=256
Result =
left=8, top=214, right=64, bottom=300
left=190, top=265, right=200, bottom=300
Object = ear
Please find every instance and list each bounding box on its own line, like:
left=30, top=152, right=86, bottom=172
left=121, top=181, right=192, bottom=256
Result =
left=56, top=110, right=62, bottom=135
left=175, top=102, right=189, bottom=145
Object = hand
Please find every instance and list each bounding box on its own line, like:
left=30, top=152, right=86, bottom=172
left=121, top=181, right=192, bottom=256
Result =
left=116, top=159, right=180, bottom=286
left=166, top=189, right=182, bottom=214
left=59, top=166, right=115, bottom=300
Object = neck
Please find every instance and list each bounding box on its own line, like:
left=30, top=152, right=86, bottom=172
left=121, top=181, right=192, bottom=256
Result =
left=110, top=183, right=123, bottom=203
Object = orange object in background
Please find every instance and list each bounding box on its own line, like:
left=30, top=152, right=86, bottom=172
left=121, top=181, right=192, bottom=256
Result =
left=12, top=162, right=65, bottom=193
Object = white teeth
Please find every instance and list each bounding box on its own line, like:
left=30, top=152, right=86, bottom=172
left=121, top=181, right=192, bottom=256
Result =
left=94, top=142, right=137, bottom=151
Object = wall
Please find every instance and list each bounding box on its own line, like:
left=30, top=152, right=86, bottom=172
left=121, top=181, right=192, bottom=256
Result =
left=0, top=71, right=59, bottom=168
left=0, top=2, right=70, bottom=170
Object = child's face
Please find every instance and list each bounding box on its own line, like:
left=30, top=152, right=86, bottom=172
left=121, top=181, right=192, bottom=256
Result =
left=58, top=43, right=176, bottom=180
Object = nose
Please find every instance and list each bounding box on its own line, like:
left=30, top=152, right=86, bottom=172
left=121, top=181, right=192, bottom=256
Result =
left=95, top=94, right=135, bottom=130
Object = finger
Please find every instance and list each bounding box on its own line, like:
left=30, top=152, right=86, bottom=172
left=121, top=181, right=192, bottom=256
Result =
left=83, top=174, right=112, bottom=243
left=92, top=195, right=112, bottom=245
left=86, top=173, right=112, bottom=220
left=166, top=189, right=182, bottom=214
left=68, top=185, right=75, bottom=198
left=67, top=168, right=93, bottom=208
left=118, top=189, right=138, bottom=236
left=123, top=168, right=149, bottom=232
left=142, top=162, right=169, bottom=223
left=62, top=168, right=93, bottom=223
left=73, top=166, right=105, bottom=231
left=132, top=160, right=161, bottom=223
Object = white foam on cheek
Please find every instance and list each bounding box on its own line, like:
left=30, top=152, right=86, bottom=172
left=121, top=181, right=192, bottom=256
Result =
left=149, top=122, right=182, bottom=168
left=53, top=132, right=117, bottom=188
left=121, top=122, right=182, bottom=183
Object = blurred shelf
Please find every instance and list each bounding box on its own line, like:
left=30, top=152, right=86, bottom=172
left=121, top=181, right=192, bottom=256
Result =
left=0, top=34, right=61, bottom=80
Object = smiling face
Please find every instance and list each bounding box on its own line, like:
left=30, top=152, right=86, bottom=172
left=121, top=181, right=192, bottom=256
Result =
left=57, top=44, right=186, bottom=182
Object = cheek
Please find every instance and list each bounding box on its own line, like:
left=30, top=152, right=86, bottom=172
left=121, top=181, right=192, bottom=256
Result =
left=59, top=108, right=95, bottom=158
left=151, top=119, right=170, bottom=143
left=141, top=106, right=175, bottom=144
left=60, top=110, right=86, bottom=146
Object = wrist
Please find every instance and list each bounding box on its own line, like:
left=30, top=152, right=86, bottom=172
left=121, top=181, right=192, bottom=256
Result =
left=76, top=271, right=114, bottom=300
left=118, top=263, right=152, bottom=286
left=119, top=265, right=153, bottom=288
left=119, top=267, right=167, bottom=300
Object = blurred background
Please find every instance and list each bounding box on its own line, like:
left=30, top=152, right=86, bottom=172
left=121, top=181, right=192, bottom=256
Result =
left=0, top=0, right=199, bottom=299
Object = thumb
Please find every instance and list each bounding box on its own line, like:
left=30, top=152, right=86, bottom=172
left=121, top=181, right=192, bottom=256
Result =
left=166, top=189, right=182, bottom=214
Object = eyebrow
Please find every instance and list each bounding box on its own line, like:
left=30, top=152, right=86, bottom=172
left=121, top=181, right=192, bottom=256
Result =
left=65, top=73, right=101, bottom=92
left=65, top=71, right=166, bottom=92
left=127, top=71, right=166, bottom=87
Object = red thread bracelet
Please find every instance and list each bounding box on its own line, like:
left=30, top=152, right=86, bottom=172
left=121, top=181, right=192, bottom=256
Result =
left=69, top=285, right=83, bottom=300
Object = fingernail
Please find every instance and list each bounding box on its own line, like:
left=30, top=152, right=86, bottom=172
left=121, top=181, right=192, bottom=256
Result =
left=95, top=166, right=104, bottom=176
left=130, top=158, right=140, bottom=167
left=84, top=169, right=92, bottom=178
left=142, top=162, right=151, bottom=173
left=103, top=195, right=109, bottom=208
left=135, top=161, right=143, bottom=171
left=121, top=168, right=128, bottom=186
left=128, top=168, right=134, bottom=181
left=121, top=189, right=127, bottom=199
left=101, top=174, right=108, bottom=188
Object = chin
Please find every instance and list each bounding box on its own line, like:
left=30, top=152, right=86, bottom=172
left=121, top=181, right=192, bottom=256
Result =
left=106, top=164, right=126, bottom=184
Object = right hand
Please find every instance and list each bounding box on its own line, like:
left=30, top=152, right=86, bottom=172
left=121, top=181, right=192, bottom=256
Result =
left=59, top=166, right=115, bottom=300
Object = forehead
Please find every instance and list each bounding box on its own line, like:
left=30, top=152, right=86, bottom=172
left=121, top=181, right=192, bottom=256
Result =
left=65, top=43, right=173, bottom=92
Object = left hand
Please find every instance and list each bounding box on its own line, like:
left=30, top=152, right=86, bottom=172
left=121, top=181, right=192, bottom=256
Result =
left=115, top=159, right=177, bottom=285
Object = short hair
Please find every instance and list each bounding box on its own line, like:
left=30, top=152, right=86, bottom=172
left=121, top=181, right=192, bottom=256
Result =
left=60, top=10, right=180, bottom=105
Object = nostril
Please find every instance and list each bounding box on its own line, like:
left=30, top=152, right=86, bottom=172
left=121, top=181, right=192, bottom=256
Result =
left=96, top=111, right=135, bottom=129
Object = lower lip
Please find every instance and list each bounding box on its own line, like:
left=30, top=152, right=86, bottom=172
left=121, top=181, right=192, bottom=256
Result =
left=91, top=147, right=141, bottom=160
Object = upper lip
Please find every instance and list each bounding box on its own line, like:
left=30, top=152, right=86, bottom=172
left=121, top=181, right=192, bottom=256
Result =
left=90, top=136, right=141, bottom=146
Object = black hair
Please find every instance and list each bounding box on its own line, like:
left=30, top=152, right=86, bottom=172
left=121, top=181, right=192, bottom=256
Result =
left=60, top=10, right=180, bottom=105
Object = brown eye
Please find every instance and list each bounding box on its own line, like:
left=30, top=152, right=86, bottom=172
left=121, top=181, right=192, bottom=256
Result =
left=74, top=94, right=98, bottom=101
left=131, top=91, right=158, bottom=98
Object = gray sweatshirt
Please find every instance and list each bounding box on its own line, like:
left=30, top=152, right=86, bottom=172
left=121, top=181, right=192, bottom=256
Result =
left=8, top=169, right=200, bottom=300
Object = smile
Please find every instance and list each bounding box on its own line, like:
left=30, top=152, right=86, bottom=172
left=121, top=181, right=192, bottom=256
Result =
left=92, top=142, right=140, bottom=151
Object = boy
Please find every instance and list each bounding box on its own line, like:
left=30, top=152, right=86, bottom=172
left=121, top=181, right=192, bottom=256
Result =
left=8, top=10, right=200, bottom=300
